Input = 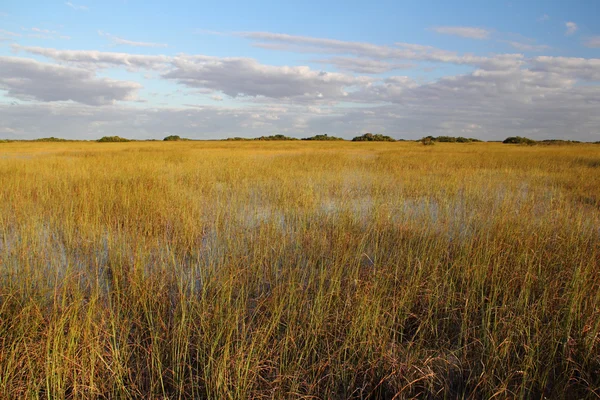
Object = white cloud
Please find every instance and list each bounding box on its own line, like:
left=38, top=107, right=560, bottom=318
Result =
left=312, top=57, right=413, bottom=74
left=0, top=56, right=141, bottom=105
left=211, top=95, right=223, bottom=101
left=98, top=30, right=168, bottom=48
left=2, top=83, right=599, bottom=141
left=432, top=26, right=490, bottom=40
left=12, top=45, right=172, bottom=69
left=13, top=44, right=371, bottom=101
left=238, top=31, right=521, bottom=70
left=111, top=37, right=168, bottom=48
left=503, top=40, right=550, bottom=52
left=163, top=55, right=371, bottom=99
left=530, top=56, right=600, bottom=81
left=240, top=31, right=413, bottom=58
left=565, top=22, right=578, bottom=36
left=584, top=36, right=600, bottom=48
left=240, top=31, right=464, bottom=63
left=65, top=2, right=88, bottom=11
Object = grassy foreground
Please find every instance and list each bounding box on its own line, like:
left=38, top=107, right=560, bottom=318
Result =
left=0, top=141, right=599, bottom=399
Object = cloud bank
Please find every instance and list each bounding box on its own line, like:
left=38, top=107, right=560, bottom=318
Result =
left=2, top=30, right=600, bottom=141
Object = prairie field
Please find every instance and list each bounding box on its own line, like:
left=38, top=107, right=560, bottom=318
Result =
left=0, top=141, right=599, bottom=399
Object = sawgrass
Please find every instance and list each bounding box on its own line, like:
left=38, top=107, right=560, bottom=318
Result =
left=0, top=141, right=599, bottom=398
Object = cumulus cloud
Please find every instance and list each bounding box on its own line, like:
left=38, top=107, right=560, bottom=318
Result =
left=13, top=44, right=371, bottom=101
left=406, top=68, right=575, bottom=104
left=530, top=56, right=600, bottom=81
left=12, top=45, right=172, bottom=69
left=0, top=56, right=141, bottom=105
left=432, top=26, right=491, bottom=40
left=565, top=22, right=578, bottom=36
left=98, top=30, right=168, bottom=48
left=162, top=55, right=371, bottom=99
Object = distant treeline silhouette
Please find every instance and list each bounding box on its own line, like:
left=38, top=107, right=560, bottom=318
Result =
left=1, top=134, right=599, bottom=144
left=420, top=135, right=483, bottom=143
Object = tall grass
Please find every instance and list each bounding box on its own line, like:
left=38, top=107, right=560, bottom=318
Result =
left=0, top=141, right=599, bottom=398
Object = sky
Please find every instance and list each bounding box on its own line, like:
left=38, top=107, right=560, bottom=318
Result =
left=0, top=0, right=599, bottom=141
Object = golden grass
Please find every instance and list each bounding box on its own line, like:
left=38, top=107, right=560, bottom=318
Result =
left=0, top=141, right=599, bottom=398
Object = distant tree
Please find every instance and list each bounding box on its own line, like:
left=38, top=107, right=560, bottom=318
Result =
left=351, top=133, right=396, bottom=142
left=503, top=136, right=536, bottom=145
left=421, top=137, right=435, bottom=146
left=33, top=137, right=69, bottom=142
left=425, top=136, right=481, bottom=143
left=254, top=134, right=298, bottom=141
left=435, top=136, right=457, bottom=143
left=537, top=139, right=581, bottom=145
left=97, top=136, right=131, bottom=142
left=302, top=134, right=345, bottom=141
left=164, top=135, right=189, bottom=141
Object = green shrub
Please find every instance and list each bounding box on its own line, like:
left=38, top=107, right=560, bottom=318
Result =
left=435, top=136, right=457, bottom=143
left=352, top=133, right=396, bottom=142
left=426, top=136, right=481, bottom=143
left=254, top=134, right=298, bottom=141
left=164, top=135, right=190, bottom=141
left=503, top=136, right=536, bottom=145
left=421, top=137, right=435, bottom=145
left=302, top=134, right=345, bottom=141
left=33, top=137, right=69, bottom=142
left=97, top=136, right=131, bottom=143
left=538, top=139, right=581, bottom=145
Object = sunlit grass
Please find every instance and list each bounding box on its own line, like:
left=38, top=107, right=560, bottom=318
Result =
left=0, top=141, right=599, bottom=398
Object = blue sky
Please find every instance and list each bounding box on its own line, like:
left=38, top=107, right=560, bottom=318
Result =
left=1, top=0, right=599, bottom=140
